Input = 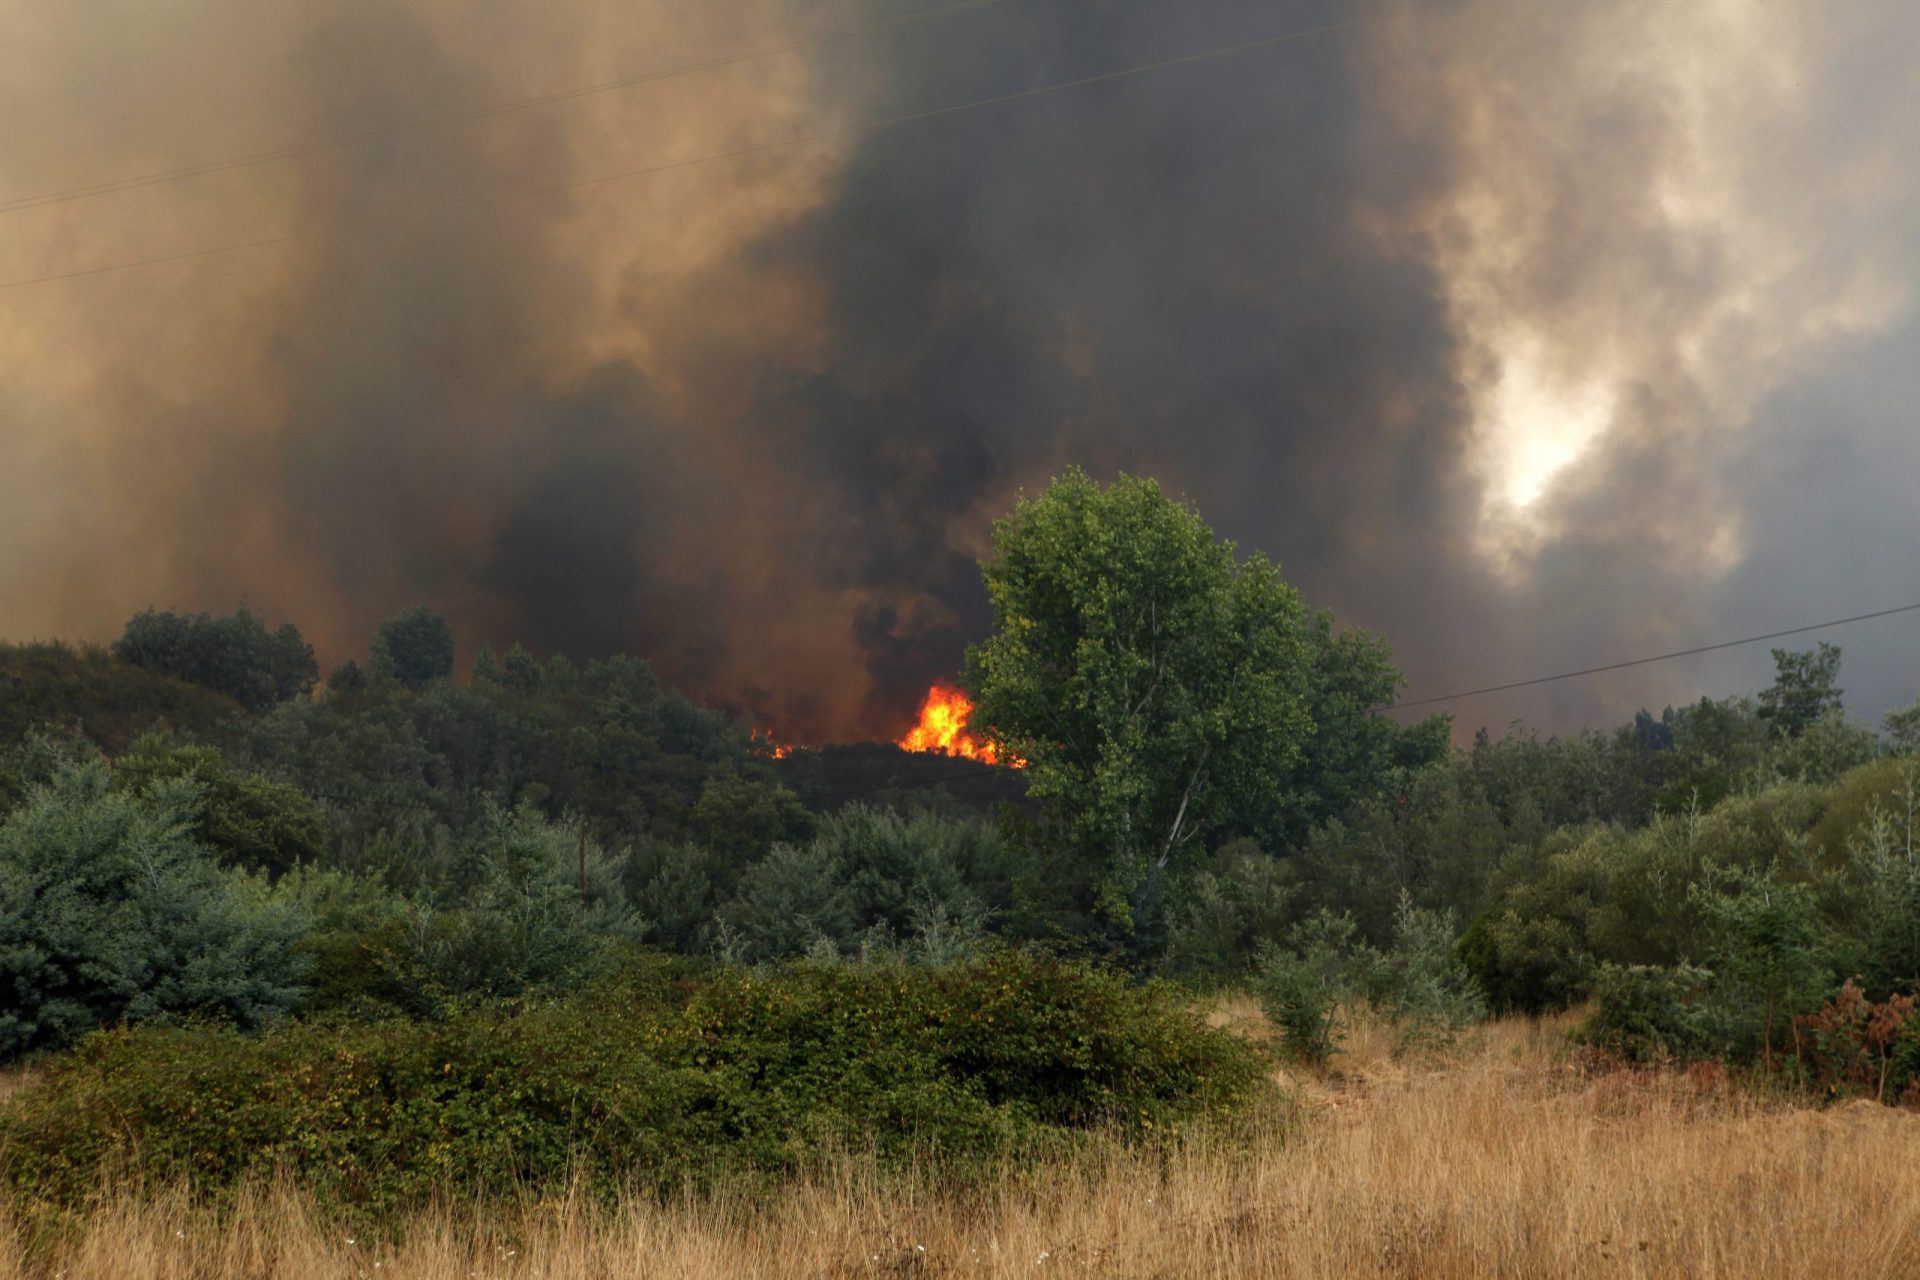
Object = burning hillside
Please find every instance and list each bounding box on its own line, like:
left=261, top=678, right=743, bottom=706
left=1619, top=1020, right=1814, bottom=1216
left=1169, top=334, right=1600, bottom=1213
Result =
left=896, top=684, right=1016, bottom=765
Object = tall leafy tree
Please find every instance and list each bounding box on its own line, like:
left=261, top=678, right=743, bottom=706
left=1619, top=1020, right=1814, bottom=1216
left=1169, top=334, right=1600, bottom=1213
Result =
left=963, top=470, right=1312, bottom=926
left=1758, top=642, right=1844, bottom=739
left=370, top=606, right=456, bottom=690
left=113, top=606, right=317, bottom=710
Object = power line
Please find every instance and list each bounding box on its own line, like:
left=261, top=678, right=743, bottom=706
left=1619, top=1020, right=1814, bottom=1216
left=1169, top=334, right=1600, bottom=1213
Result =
left=1384, top=601, right=1920, bottom=711
left=0, top=10, right=1376, bottom=293
left=0, top=0, right=1023, bottom=216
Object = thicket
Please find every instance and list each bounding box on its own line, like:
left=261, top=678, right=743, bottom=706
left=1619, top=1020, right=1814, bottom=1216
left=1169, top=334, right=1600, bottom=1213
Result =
left=3, top=573, right=1919, bottom=1162
left=0, top=951, right=1265, bottom=1213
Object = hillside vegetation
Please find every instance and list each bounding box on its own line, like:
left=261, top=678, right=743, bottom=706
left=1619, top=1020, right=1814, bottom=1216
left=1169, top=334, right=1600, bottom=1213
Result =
left=3, top=474, right=1919, bottom=1275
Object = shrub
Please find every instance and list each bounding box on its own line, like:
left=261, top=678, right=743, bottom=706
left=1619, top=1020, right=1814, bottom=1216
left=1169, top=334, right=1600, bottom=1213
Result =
left=423, top=802, right=643, bottom=997
left=0, top=761, right=309, bottom=1057
left=0, top=951, right=1268, bottom=1212
left=1254, top=910, right=1373, bottom=1064
left=1364, top=892, right=1487, bottom=1053
left=1795, top=980, right=1920, bottom=1103
left=1581, top=963, right=1714, bottom=1062
left=1456, top=910, right=1591, bottom=1016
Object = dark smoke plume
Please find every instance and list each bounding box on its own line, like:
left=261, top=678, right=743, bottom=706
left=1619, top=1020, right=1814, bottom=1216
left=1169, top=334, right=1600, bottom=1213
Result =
left=1, top=0, right=1914, bottom=741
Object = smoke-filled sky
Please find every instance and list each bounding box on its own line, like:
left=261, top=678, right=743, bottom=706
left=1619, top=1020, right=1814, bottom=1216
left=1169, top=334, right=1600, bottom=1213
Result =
left=2, top=0, right=1915, bottom=742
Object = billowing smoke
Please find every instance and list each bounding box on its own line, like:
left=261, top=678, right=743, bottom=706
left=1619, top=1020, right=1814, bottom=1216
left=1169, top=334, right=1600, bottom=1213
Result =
left=1, top=0, right=1914, bottom=741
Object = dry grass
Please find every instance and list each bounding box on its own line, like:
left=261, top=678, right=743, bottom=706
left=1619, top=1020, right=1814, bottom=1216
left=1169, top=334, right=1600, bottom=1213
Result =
left=0, top=1073, right=32, bottom=1109
left=8, top=1009, right=1920, bottom=1279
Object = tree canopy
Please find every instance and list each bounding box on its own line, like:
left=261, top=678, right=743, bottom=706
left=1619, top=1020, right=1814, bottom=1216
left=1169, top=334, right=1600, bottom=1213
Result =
left=963, top=470, right=1312, bottom=926
left=113, top=607, right=317, bottom=710
left=370, top=606, right=457, bottom=690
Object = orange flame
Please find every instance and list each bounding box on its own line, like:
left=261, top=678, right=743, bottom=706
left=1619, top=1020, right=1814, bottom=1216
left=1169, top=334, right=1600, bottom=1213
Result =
left=750, top=727, right=796, bottom=759
left=897, top=684, right=1017, bottom=766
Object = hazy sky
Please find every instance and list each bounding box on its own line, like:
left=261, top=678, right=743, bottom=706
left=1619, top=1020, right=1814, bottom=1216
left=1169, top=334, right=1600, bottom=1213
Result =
left=1, top=0, right=1914, bottom=741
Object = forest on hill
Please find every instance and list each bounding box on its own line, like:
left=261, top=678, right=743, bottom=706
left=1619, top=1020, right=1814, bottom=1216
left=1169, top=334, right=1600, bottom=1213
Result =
left=3, top=472, right=1919, bottom=1216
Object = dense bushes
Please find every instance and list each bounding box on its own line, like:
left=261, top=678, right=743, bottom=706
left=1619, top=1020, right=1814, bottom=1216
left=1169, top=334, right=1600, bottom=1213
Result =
left=0, top=952, right=1268, bottom=1212
left=113, top=607, right=317, bottom=711
left=0, top=642, right=241, bottom=754
left=7, top=604, right=1920, bottom=1123
left=1254, top=894, right=1483, bottom=1063
left=0, top=761, right=309, bottom=1056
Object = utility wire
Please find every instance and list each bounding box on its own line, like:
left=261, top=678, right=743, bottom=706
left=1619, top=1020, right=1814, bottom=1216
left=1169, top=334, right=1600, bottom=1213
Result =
left=0, top=10, right=1375, bottom=292
left=198, top=602, right=1920, bottom=813
left=824, top=599, right=1920, bottom=790
left=1383, top=601, right=1920, bottom=711
left=0, top=0, right=1023, bottom=216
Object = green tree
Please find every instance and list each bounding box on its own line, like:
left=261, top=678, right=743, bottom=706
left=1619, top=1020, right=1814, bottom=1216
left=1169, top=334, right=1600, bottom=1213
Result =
left=370, top=606, right=456, bottom=690
left=427, top=802, right=640, bottom=997
left=691, top=776, right=817, bottom=871
left=963, top=470, right=1312, bottom=927
left=1884, top=698, right=1920, bottom=754
left=113, top=607, right=317, bottom=710
left=1758, top=643, right=1844, bottom=740
left=112, top=733, right=325, bottom=877
left=1254, top=909, right=1373, bottom=1064
left=0, top=760, right=309, bottom=1056
left=1163, top=837, right=1297, bottom=978
left=1694, top=867, right=1832, bottom=1069
left=719, top=843, right=854, bottom=960
left=1250, top=611, right=1449, bottom=851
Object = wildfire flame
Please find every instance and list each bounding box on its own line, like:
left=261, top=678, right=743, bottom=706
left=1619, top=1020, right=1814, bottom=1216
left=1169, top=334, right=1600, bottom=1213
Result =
left=897, top=684, right=1017, bottom=766
left=749, top=727, right=795, bottom=759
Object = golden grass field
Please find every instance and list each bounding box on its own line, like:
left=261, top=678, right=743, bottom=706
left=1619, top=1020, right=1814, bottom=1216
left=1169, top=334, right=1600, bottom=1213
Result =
left=6, top=1004, right=1920, bottom=1279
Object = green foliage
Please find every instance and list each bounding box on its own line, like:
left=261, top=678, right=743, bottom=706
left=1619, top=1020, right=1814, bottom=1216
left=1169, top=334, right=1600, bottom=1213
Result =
left=0, top=642, right=241, bottom=754
left=691, top=776, right=817, bottom=869
left=1293, top=759, right=1508, bottom=946
left=369, top=606, right=456, bottom=690
left=0, top=760, right=309, bottom=1057
left=1652, top=696, right=1774, bottom=815
left=715, top=806, right=997, bottom=961
left=1163, top=838, right=1297, bottom=979
left=1582, top=963, right=1714, bottom=1062
left=276, top=866, right=436, bottom=1018
left=964, top=469, right=1311, bottom=927
left=111, top=733, right=325, bottom=876
left=1456, top=909, right=1591, bottom=1016
left=1233, top=608, right=1449, bottom=854
left=1885, top=698, right=1920, bottom=753
left=1692, top=867, right=1833, bottom=1065
left=425, top=802, right=642, bottom=998
left=1758, top=642, right=1844, bottom=740
left=1764, top=708, right=1878, bottom=786
left=1254, top=911, right=1372, bottom=1064
left=113, top=607, right=317, bottom=711
left=1844, top=767, right=1920, bottom=994
left=0, top=952, right=1268, bottom=1212
left=718, top=843, right=853, bottom=961
left=1362, top=893, right=1486, bottom=1052
left=0, top=727, right=97, bottom=816
left=624, top=839, right=725, bottom=955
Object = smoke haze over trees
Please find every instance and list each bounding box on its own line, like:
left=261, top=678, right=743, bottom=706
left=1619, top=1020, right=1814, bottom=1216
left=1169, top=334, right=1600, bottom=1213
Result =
left=2, top=0, right=1917, bottom=741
